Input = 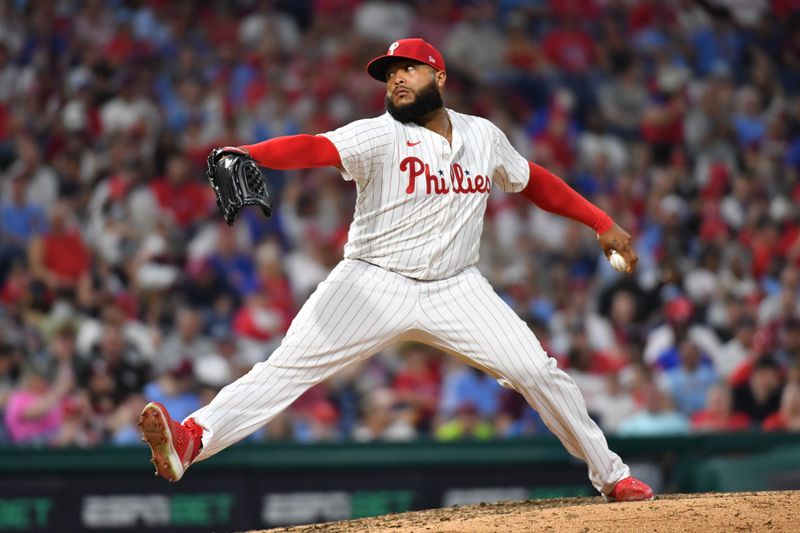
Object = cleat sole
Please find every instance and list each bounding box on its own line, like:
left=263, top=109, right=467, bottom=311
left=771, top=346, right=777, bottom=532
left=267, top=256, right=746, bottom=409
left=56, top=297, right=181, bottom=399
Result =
left=137, top=403, right=185, bottom=482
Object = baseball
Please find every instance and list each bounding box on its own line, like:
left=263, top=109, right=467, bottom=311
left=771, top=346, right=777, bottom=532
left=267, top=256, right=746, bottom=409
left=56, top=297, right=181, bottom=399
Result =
left=609, top=251, right=628, bottom=272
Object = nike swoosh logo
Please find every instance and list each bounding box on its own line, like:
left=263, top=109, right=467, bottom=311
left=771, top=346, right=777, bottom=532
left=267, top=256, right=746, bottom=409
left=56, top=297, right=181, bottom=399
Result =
left=406, top=140, right=421, bottom=147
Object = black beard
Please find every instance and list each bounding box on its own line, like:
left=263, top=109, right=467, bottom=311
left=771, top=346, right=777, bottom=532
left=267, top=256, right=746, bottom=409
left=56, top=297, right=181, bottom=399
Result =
left=385, top=81, right=444, bottom=124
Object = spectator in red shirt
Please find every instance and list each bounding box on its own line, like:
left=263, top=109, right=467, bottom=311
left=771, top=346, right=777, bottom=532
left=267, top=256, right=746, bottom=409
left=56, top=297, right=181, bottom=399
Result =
left=565, top=326, right=626, bottom=421
left=627, top=0, right=675, bottom=34
left=762, top=383, right=800, bottom=432
left=504, top=24, right=542, bottom=72
left=150, top=153, right=212, bottom=229
left=28, top=202, right=90, bottom=296
left=642, top=66, right=689, bottom=166
left=254, top=240, right=296, bottom=325
left=533, top=109, right=576, bottom=172
left=104, top=21, right=138, bottom=67
left=392, top=343, right=441, bottom=433
left=232, top=289, right=290, bottom=343
left=691, top=383, right=751, bottom=432
left=567, top=325, right=627, bottom=375
left=548, top=0, right=600, bottom=21
left=542, top=18, right=597, bottom=74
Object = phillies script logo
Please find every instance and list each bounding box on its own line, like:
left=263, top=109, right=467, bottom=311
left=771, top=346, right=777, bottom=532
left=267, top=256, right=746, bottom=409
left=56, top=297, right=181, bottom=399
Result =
left=400, top=156, right=490, bottom=195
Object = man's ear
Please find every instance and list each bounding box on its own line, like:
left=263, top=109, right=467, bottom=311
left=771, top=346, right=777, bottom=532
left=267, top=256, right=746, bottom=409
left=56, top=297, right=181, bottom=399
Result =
left=436, top=70, right=446, bottom=88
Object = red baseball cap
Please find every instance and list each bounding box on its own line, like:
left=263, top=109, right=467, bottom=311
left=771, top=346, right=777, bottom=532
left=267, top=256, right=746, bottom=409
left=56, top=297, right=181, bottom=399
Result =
left=665, top=296, right=694, bottom=323
left=366, top=38, right=446, bottom=82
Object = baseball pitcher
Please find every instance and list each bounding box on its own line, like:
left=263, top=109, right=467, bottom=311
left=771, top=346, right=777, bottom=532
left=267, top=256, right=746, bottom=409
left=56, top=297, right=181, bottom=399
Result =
left=139, top=38, right=652, bottom=502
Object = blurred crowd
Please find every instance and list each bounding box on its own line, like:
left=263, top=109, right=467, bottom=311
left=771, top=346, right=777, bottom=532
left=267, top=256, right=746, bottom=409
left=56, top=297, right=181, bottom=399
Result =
left=2, top=0, right=800, bottom=448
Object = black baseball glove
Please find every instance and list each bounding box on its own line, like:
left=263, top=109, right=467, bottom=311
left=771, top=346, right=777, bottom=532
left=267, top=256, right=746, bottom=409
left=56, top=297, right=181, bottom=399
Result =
left=206, top=147, right=272, bottom=226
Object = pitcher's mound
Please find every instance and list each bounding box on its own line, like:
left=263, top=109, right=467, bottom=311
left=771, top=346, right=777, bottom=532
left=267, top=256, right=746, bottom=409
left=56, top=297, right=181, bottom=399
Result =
left=255, top=490, right=798, bottom=532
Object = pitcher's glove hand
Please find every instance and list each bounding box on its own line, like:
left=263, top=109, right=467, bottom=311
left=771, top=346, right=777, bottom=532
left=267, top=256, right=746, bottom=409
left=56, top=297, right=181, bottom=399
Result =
left=206, top=147, right=272, bottom=226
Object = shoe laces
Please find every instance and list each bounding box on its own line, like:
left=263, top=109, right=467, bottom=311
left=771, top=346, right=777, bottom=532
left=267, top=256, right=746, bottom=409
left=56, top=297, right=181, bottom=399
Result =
left=180, top=418, right=203, bottom=462
left=184, top=418, right=202, bottom=440
left=612, top=477, right=642, bottom=496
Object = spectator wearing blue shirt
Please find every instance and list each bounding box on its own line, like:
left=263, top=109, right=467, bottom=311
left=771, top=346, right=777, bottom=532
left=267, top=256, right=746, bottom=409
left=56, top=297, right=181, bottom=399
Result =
left=143, top=359, right=201, bottom=424
left=439, top=364, right=504, bottom=419
left=662, top=339, right=718, bottom=416
left=691, top=12, right=745, bottom=78
left=0, top=175, right=47, bottom=284
left=1, top=175, right=47, bottom=246
left=208, top=224, right=257, bottom=297
left=733, top=86, right=765, bottom=147
left=617, top=382, right=691, bottom=436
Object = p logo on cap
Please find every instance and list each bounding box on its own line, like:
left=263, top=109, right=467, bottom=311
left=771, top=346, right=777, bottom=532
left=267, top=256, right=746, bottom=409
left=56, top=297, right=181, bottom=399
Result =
left=366, top=38, right=446, bottom=81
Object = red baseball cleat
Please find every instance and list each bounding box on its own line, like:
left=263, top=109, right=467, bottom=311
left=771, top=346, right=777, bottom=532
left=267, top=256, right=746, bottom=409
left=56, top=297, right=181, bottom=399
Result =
left=605, top=476, right=655, bottom=502
left=138, top=402, right=203, bottom=482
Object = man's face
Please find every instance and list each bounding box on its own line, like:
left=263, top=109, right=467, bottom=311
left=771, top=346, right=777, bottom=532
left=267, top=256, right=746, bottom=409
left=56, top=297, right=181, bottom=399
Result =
left=678, top=340, right=701, bottom=370
left=383, top=60, right=444, bottom=123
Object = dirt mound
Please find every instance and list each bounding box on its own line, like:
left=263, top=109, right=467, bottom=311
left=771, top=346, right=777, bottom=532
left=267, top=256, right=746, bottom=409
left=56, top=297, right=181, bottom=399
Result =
left=256, top=491, right=799, bottom=532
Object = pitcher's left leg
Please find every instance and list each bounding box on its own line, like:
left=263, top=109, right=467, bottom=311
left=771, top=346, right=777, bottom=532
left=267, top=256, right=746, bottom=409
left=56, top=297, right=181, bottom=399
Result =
left=420, top=268, right=629, bottom=495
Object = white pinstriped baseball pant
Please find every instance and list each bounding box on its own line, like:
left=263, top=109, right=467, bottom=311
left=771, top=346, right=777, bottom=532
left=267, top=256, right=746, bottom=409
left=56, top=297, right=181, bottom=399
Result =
left=188, top=259, right=630, bottom=494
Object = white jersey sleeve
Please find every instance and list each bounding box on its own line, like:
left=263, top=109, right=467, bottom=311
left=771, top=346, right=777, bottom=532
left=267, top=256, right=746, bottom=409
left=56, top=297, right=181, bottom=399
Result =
left=319, top=116, right=394, bottom=183
left=490, top=124, right=530, bottom=193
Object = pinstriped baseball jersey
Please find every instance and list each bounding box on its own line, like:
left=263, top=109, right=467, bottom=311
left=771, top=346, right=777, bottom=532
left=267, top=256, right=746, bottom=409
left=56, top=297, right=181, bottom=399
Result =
left=320, top=109, right=529, bottom=280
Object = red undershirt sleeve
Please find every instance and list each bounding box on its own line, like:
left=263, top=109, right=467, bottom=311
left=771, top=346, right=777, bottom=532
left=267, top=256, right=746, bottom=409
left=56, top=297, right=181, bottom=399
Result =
left=520, top=161, right=614, bottom=234
left=242, top=134, right=342, bottom=170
